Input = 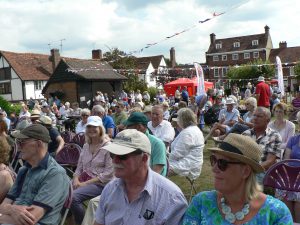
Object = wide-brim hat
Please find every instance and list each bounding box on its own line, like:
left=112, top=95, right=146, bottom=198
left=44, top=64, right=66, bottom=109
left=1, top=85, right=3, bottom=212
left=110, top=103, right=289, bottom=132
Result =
left=36, top=115, right=52, bottom=126
left=208, top=133, right=264, bottom=173
left=30, top=109, right=41, bottom=118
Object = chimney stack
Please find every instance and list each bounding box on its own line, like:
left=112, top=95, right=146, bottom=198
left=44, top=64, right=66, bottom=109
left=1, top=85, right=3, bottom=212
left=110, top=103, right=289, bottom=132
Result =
left=264, top=25, right=270, bottom=38
left=210, top=33, right=216, bottom=44
left=92, top=49, right=102, bottom=60
left=50, top=49, right=60, bottom=71
left=170, top=47, right=176, bottom=68
left=279, top=41, right=287, bottom=49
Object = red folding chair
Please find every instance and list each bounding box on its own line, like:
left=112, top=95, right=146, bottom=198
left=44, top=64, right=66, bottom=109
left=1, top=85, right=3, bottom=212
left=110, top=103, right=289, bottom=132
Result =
left=71, top=132, right=85, bottom=147
left=59, top=181, right=73, bottom=225
left=263, top=159, right=300, bottom=192
left=56, top=143, right=81, bottom=175
left=61, top=130, right=75, bottom=143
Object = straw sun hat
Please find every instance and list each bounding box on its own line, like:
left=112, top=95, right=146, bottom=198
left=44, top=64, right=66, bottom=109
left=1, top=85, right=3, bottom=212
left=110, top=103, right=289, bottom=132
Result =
left=208, top=133, right=264, bottom=173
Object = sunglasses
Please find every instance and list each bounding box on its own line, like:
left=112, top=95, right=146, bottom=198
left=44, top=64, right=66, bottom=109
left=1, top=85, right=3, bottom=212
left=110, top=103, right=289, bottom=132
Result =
left=110, top=149, right=143, bottom=161
left=81, top=114, right=89, bottom=117
left=210, top=155, right=243, bottom=171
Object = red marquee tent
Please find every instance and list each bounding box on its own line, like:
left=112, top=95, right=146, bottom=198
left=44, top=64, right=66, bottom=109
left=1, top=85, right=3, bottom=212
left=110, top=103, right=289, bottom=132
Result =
left=164, top=77, right=214, bottom=96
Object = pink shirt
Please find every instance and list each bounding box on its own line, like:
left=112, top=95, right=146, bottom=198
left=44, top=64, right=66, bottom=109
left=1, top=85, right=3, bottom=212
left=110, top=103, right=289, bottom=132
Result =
left=74, top=141, right=114, bottom=185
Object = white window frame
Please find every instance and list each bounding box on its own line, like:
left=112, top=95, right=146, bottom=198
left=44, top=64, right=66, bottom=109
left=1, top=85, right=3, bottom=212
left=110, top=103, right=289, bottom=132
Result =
left=213, top=55, right=219, bottom=61
left=289, top=67, right=295, bottom=76
left=222, top=55, right=227, bottom=61
left=244, top=53, right=250, bottom=59
left=253, top=52, right=259, bottom=59
left=216, top=43, right=222, bottom=49
left=214, top=68, right=219, bottom=77
left=34, top=81, right=43, bottom=90
left=222, top=67, right=228, bottom=77
left=232, top=54, right=239, bottom=60
left=252, top=40, right=259, bottom=46
left=233, top=42, right=240, bottom=48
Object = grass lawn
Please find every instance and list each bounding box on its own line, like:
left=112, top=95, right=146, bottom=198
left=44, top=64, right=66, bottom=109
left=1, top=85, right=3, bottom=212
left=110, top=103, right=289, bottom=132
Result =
left=169, top=138, right=215, bottom=198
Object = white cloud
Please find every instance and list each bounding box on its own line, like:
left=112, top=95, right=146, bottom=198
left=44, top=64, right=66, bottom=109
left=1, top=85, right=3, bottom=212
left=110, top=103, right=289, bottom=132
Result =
left=0, top=0, right=299, bottom=64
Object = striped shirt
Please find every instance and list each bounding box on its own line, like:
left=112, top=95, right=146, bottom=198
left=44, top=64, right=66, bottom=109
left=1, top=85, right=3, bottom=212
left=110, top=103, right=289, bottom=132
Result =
left=95, top=169, right=188, bottom=225
left=74, top=141, right=114, bottom=185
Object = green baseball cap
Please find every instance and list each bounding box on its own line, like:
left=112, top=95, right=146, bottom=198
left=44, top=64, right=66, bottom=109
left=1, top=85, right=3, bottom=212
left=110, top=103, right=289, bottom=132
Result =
left=124, top=112, right=149, bottom=126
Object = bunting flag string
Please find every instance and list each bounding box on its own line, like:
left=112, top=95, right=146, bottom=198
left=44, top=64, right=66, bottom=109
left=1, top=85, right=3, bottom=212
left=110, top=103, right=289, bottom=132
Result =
left=67, top=60, right=300, bottom=74
left=128, top=0, right=250, bottom=55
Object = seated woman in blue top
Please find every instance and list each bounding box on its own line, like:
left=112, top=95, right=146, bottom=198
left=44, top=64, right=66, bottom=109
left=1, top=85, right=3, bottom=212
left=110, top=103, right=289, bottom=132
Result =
left=183, top=133, right=293, bottom=225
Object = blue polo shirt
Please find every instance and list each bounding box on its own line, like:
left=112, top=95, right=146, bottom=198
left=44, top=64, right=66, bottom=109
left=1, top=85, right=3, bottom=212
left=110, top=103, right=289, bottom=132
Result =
left=7, top=153, right=69, bottom=225
left=102, top=115, right=116, bottom=136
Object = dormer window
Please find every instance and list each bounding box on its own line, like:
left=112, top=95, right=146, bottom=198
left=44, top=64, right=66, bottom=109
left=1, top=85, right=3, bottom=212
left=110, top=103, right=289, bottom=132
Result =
left=213, top=55, right=219, bottom=61
left=233, top=42, right=240, bottom=48
left=252, top=40, right=259, bottom=46
left=216, top=43, right=222, bottom=49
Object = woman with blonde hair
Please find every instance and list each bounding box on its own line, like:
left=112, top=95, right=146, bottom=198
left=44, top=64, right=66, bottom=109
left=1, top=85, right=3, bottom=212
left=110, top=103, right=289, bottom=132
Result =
left=268, top=102, right=295, bottom=152
left=183, top=133, right=293, bottom=224
left=69, top=116, right=113, bottom=225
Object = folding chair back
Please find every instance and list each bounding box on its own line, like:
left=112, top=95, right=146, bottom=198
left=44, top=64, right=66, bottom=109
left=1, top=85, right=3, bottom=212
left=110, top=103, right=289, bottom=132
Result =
left=59, top=182, right=73, bottom=225
left=61, top=130, right=74, bottom=143
left=56, top=143, right=81, bottom=167
left=72, top=132, right=85, bottom=147
left=263, top=159, right=300, bottom=192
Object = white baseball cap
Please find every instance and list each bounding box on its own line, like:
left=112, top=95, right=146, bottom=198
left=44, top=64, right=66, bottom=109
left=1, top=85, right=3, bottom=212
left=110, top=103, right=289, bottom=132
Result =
left=103, top=129, right=151, bottom=155
left=86, top=116, right=103, bottom=127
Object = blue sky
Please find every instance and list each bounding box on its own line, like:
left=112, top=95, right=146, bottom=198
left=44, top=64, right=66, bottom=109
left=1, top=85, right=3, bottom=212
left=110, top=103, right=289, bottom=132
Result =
left=0, top=0, right=299, bottom=64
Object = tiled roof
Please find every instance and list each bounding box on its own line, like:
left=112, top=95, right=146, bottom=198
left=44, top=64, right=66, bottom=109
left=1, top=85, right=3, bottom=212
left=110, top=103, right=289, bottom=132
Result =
left=207, top=33, right=268, bottom=54
left=0, top=50, right=52, bottom=80
left=64, top=58, right=127, bottom=80
left=269, top=46, right=300, bottom=63
left=134, top=55, right=164, bottom=70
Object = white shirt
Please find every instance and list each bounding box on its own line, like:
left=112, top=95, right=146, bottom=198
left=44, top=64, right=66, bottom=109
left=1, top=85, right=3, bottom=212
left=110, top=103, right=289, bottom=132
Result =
left=75, top=121, right=87, bottom=134
left=147, top=120, right=175, bottom=143
left=169, top=125, right=204, bottom=179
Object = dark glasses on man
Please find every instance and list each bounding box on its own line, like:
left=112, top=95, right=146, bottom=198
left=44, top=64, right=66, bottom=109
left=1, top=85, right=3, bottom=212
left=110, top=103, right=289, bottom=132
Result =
left=209, top=155, right=243, bottom=171
left=110, top=149, right=143, bottom=161
left=81, top=114, right=89, bottom=117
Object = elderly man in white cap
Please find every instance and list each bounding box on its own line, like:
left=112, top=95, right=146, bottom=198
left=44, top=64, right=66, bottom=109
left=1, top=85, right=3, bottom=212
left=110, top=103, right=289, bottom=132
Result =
left=255, top=76, right=271, bottom=108
left=93, top=129, right=187, bottom=225
left=208, top=98, right=240, bottom=140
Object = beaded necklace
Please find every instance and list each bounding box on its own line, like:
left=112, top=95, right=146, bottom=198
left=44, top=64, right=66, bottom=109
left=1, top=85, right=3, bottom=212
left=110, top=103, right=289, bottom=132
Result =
left=220, top=197, right=250, bottom=223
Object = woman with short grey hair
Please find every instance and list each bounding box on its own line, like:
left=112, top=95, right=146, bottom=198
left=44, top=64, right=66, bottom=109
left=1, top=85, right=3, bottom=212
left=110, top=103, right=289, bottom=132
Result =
left=168, top=108, right=204, bottom=179
left=75, top=108, right=91, bottom=134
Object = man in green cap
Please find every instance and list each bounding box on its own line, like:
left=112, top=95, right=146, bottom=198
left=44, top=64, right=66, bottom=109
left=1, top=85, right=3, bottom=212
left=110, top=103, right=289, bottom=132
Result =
left=124, top=112, right=167, bottom=176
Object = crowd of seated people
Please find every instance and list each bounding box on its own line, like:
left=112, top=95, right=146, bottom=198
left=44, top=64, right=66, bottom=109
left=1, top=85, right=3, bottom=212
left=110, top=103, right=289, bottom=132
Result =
left=0, top=85, right=300, bottom=224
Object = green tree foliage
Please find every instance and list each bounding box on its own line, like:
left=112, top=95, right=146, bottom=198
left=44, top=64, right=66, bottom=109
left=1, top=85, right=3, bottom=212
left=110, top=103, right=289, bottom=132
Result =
left=294, top=63, right=300, bottom=79
left=226, top=59, right=275, bottom=80
left=103, top=48, right=147, bottom=93
left=0, top=96, right=22, bottom=115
